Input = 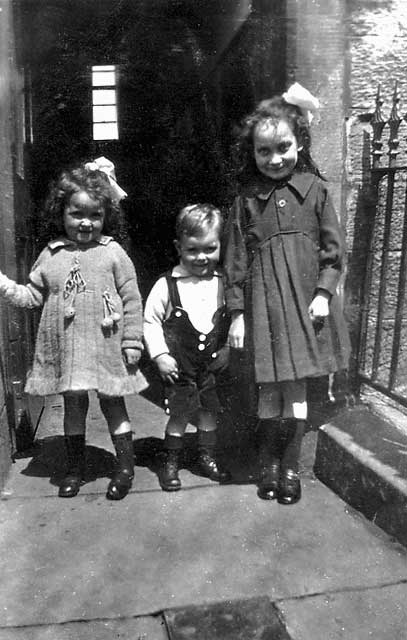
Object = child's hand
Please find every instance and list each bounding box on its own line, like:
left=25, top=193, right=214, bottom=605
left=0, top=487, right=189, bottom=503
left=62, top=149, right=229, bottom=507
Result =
left=155, top=353, right=179, bottom=384
left=228, top=312, right=245, bottom=349
left=308, top=291, right=330, bottom=322
left=123, top=348, right=141, bottom=366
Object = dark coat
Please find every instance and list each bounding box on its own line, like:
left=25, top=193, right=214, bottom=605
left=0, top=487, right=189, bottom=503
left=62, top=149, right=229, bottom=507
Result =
left=224, top=172, right=350, bottom=384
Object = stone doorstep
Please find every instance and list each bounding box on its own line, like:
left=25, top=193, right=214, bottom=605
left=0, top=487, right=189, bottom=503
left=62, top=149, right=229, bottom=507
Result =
left=314, top=403, right=407, bottom=547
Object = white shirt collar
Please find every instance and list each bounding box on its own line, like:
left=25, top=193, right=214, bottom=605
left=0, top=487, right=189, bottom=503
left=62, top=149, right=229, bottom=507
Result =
left=171, top=263, right=222, bottom=278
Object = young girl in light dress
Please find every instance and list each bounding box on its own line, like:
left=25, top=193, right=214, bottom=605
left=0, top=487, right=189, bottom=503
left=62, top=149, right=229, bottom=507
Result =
left=224, top=84, right=350, bottom=505
left=0, top=162, right=146, bottom=500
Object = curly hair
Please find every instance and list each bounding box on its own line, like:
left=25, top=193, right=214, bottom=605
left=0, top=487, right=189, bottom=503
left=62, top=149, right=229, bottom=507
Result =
left=175, top=203, right=223, bottom=240
left=37, top=164, right=128, bottom=245
left=232, top=96, right=323, bottom=185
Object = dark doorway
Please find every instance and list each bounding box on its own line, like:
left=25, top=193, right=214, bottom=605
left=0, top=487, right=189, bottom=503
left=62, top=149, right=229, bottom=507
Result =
left=17, top=0, right=286, bottom=297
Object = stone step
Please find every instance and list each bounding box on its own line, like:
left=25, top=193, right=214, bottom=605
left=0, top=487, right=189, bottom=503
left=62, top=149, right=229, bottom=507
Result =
left=314, top=403, right=407, bottom=547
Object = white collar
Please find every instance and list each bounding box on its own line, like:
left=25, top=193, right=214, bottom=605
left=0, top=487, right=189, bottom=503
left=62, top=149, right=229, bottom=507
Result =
left=48, top=235, right=113, bottom=250
left=171, top=264, right=222, bottom=278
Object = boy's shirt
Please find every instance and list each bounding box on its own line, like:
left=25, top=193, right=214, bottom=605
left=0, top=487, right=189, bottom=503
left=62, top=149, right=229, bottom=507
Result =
left=143, top=264, right=224, bottom=360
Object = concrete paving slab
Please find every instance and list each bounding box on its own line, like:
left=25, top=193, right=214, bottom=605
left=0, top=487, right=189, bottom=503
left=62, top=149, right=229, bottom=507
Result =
left=278, top=582, right=407, bottom=640
left=0, top=614, right=167, bottom=640
left=1, top=475, right=407, bottom=629
left=5, top=394, right=319, bottom=500
left=5, top=392, right=255, bottom=499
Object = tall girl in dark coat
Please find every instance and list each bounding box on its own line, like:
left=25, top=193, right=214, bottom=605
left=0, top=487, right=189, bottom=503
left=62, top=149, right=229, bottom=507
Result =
left=224, top=83, right=350, bottom=505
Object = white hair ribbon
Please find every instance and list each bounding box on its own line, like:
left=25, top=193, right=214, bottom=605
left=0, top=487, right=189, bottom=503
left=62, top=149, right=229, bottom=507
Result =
left=84, top=156, right=127, bottom=201
left=282, top=82, right=320, bottom=125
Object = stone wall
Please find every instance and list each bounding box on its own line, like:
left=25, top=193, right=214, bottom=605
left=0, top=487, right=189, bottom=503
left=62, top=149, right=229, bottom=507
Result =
left=286, top=0, right=348, bottom=216
left=345, top=0, right=407, bottom=400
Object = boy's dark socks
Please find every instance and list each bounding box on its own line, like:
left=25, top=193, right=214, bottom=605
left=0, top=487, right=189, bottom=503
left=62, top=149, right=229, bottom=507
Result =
left=197, top=429, right=217, bottom=452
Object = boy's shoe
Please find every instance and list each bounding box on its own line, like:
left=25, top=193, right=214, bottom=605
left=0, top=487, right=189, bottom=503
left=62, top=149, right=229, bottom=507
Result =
left=197, top=452, right=231, bottom=483
left=278, top=468, right=301, bottom=505
left=159, top=450, right=181, bottom=491
left=106, top=470, right=134, bottom=500
left=257, top=461, right=280, bottom=500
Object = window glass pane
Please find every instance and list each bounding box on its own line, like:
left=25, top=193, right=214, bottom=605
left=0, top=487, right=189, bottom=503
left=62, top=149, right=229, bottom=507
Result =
left=92, top=89, right=116, bottom=105
left=93, top=105, right=117, bottom=122
left=92, top=70, right=115, bottom=87
left=93, top=122, right=118, bottom=140
left=93, top=65, right=115, bottom=72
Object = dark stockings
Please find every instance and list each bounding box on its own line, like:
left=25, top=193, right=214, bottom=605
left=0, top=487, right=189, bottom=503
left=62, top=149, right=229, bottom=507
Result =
left=280, top=419, right=305, bottom=473
left=257, top=419, right=284, bottom=465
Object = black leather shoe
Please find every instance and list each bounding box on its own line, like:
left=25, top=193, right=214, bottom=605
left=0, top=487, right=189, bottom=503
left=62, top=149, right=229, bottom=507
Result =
left=278, top=468, right=301, bottom=505
left=106, top=470, right=133, bottom=500
left=197, top=453, right=231, bottom=483
left=159, top=451, right=181, bottom=491
left=59, top=473, right=82, bottom=498
left=257, top=462, right=280, bottom=500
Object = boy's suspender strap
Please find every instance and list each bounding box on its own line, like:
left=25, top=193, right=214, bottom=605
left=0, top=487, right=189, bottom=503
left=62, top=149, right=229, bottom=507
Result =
left=165, top=273, right=182, bottom=309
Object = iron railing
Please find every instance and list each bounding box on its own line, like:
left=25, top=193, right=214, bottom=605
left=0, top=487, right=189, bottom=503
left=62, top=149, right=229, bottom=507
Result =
left=358, top=83, right=407, bottom=407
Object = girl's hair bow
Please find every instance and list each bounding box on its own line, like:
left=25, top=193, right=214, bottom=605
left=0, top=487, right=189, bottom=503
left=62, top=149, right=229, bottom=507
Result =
left=282, top=82, right=320, bottom=125
left=84, top=156, right=127, bottom=201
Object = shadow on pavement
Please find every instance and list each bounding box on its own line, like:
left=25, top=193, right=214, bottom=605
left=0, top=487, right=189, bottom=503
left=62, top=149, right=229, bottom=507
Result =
left=17, top=436, right=117, bottom=487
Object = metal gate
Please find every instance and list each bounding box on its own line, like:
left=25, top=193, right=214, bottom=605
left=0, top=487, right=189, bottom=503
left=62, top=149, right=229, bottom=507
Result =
left=358, top=84, right=407, bottom=408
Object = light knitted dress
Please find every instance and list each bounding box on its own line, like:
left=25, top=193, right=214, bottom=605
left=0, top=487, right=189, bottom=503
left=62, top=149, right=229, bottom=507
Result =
left=0, top=236, right=147, bottom=396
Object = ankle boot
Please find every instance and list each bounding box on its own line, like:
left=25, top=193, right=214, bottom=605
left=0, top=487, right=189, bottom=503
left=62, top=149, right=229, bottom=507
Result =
left=278, top=419, right=305, bottom=505
left=59, top=434, right=86, bottom=498
left=159, top=449, right=182, bottom=491
left=106, top=432, right=134, bottom=500
left=197, top=430, right=231, bottom=483
left=257, top=460, right=280, bottom=500
left=256, top=419, right=282, bottom=500
left=278, top=468, right=301, bottom=505
left=197, top=451, right=231, bottom=482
